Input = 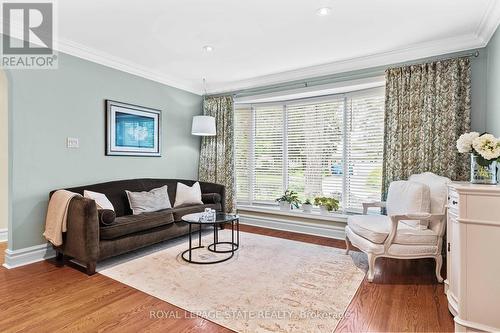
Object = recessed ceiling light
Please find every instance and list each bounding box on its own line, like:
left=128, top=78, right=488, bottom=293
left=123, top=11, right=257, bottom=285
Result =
left=316, top=7, right=332, bottom=16
left=202, top=45, right=214, bottom=53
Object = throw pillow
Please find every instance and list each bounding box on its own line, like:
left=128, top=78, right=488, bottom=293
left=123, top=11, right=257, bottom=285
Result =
left=386, top=181, right=431, bottom=230
left=98, top=209, right=116, bottom=226
left=84, top=190, right=115, bottom=211
left=125, top=185, right=172, bottom=215
left=174, top=182, right=203, bottom=207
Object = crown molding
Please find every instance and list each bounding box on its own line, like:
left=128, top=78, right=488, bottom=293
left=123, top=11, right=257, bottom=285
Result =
left=55, top=38, right=203, bottom=95
left=474, top=0, right=500, bottom=45
left=0, top=23, right=203, bottom=95
left=207, top=33, right=485, bottom=94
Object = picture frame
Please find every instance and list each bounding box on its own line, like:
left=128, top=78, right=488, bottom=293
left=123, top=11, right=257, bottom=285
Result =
left=105, top=100, right=161, bottom=157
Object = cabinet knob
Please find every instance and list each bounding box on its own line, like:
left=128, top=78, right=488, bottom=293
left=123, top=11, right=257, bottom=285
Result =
left=452, top=200, right=458, bottom=205
left=448, top=242, right=451, bottom=252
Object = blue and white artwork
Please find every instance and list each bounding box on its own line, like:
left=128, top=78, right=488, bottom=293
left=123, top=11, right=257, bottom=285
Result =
left=106, top=100, right=161, bottom=156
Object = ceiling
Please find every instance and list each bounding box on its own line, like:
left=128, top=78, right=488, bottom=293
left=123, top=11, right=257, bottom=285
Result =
left=43, top=0, right=500, bottom=93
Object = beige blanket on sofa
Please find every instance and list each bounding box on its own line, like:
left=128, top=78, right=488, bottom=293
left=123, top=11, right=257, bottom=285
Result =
left=43, top=190, right=81, bottom=246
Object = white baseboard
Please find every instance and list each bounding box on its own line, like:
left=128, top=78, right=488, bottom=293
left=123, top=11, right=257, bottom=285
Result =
left=3, top=243, right=56, bottom=269
left=0, top=228, right=7, bottom=242
left=239, top=215, right=346, bottom=240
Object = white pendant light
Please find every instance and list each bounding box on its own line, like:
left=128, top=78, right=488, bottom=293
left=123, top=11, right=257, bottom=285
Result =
left=191, top=115, right=216, bottom=136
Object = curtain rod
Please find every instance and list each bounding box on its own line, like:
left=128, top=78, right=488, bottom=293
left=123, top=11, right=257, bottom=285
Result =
left=385, top=50, right=480, bottom=71
left=206, top=50, right=480, bottom=98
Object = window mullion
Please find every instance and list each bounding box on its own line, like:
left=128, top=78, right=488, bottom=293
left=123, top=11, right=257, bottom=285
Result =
left=342, top=96, right=349, bottom=212
left=249, top=105, right=256, bottom=204
left=283, top=104, right=288, bottom=192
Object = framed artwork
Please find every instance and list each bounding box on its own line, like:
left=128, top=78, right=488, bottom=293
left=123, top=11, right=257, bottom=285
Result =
left=106, top=100, right=161, bottom=157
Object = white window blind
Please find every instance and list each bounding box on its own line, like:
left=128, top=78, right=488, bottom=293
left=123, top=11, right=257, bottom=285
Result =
left=234, top=87, right=385, bottom=212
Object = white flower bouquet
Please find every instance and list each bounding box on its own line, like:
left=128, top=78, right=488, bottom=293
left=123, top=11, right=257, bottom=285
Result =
left=456, top=132, right=500, bottom=164
left=457, top=132, right=500, bottom=184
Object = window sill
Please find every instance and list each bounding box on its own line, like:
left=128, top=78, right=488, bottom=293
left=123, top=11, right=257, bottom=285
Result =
left=236, top=204, right=353, bottom=223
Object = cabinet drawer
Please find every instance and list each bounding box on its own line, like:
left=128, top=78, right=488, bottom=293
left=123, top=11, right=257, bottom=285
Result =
left=448, top=194, right=459, bottom=210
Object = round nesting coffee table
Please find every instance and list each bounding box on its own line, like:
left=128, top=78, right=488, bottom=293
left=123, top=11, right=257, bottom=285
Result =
left=181, top=212, right=239, bottom=264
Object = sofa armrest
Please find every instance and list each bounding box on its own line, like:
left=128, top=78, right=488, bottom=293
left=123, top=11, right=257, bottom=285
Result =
left=57, top=197, right=100, bottom=265
left=199, top=181, right=226, bottom=212
left=202, top=193, right=222, bottom=205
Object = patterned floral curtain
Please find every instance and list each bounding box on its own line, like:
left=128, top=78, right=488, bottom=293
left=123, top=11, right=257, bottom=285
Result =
left=199, top=95, right=235, bottom=212
left=382, top=57, right=471, bottom=198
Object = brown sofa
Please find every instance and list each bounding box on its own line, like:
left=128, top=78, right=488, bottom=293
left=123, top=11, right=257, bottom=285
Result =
left=50, top=178, right=225, bottom=275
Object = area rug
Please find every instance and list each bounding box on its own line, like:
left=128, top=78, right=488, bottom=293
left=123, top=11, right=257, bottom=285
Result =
left=99, top=231, right=367, bottom=333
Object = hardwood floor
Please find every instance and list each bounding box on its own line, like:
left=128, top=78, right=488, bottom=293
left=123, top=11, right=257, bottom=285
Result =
left=0, top=227, right=454, bottom=332
left=0, top=242, right=6, bottom=266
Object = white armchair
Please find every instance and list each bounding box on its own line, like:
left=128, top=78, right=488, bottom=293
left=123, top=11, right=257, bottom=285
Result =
left=345, top=172, right=451, bottom=282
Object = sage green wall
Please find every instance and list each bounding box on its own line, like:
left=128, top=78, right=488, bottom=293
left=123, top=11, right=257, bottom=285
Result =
left=487, top=25, right=500, bottom=135
left=7, top=53, right=202, bottom=250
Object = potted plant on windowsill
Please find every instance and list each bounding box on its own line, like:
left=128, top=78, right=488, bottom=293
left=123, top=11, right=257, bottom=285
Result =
left=275, top=190, right=301, bottom=211
left=302, top=198, right=313, bottom=213
left=314, top=196, right=340, bottom=215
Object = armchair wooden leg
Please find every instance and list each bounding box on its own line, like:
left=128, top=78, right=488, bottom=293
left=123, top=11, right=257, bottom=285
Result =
left=86, top=261, right=96, bottom=276
left=435, top=255, right=444, bottom=283
left=345, top=236, right=350, bottom=255
left=367, top=253, right=377, bottom=282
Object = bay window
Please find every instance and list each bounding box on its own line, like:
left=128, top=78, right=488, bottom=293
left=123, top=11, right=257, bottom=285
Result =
left=234, top=87, right=385, bottom=213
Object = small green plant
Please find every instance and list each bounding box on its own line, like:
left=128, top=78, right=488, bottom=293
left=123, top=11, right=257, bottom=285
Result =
left=276, top=190, right=301, bottom=208
left=303, top=198, right=312, bottom=205
left=314, top=196, right=339, bottom=212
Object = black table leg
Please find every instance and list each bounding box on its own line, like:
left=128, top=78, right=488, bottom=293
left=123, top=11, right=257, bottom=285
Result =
left=231, top=220, right=234, bottom=251
left=198, top=225, right=202, bottom=247
left=213, top=224, right=217, bottom=252
left=188, top=223, right=192, bottom=261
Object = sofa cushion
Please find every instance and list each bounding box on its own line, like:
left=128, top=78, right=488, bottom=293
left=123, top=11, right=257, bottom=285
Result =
left=98, top=209, right=116, bottom=226
left=174, top=182, right=203, bottom=207
left=84, top=190, right=115, bottom=211
left=100, top=209, right=174, bottom=240
left=347, top=214, right=437, bottom=245
left=172, top=203, right=221, bottom=221
left=125, top=185, right=172, bottom=215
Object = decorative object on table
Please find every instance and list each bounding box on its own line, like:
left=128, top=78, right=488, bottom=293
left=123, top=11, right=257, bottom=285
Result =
left=191, top=116, right=216, bottom=136
left=198, top=95, right=236, bottom=213
left=314, top=196, right=339, bottom=215
left=275, top=190, right=301, bottom=211
left=456, top=132, right=500, bottom=184
left=106, top=100, right=161, bottom=157
left=302, top=198, right=313, bottom=213
left=199, top=208, right=217, bottom=222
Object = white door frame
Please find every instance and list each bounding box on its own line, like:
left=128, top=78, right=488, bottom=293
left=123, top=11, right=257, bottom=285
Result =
left=0, top=69, right=9, bottom=245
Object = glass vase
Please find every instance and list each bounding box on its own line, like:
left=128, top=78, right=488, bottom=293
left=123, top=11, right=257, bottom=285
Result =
left=470, top=154, right=498, bottom=185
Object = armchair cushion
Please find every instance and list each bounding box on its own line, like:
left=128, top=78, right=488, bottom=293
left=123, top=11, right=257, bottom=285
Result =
left=409, top=172, right=451, bottom=214
left=386, top=181, right=431, bottom=230
left=347, top=215, right=438, bottom=245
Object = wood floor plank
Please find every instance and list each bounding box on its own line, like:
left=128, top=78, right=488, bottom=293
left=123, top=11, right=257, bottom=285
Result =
left=0, top=226, right=454, bottom=332
left=0, top=242, right=6, bottom=266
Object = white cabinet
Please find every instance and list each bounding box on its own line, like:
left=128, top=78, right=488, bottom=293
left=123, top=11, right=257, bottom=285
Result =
left=446, top=182, right=500, bottom=332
